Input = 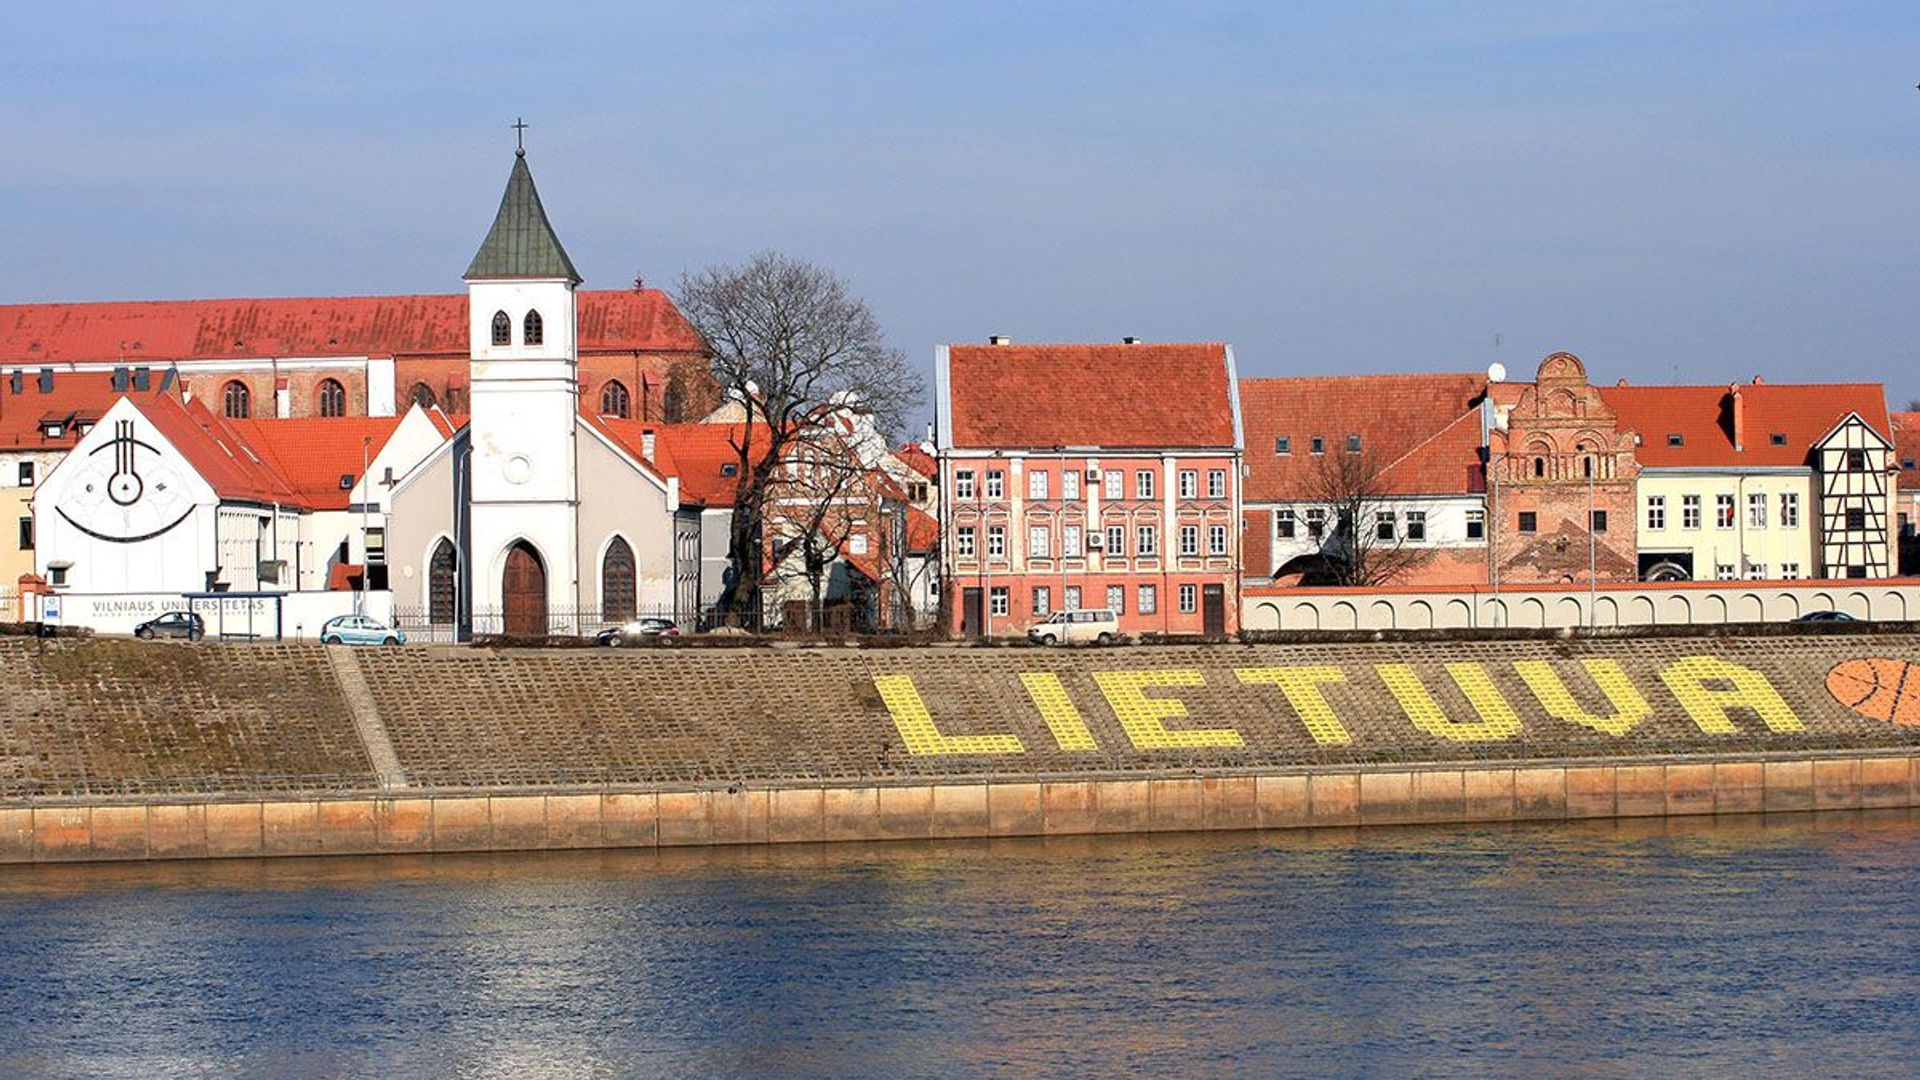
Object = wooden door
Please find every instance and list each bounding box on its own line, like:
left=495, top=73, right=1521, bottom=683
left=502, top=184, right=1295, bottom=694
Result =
left=961, top=588, right=984, bottom=639
left=1202, top=583, right=1226, bottom=638
left=503, top=542, right=547, bottom=637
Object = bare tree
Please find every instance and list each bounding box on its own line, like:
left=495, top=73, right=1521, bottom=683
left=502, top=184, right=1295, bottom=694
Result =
left=1305, top=446, right=1431, bottom=587
left=676, top=252, right=922, bottom=622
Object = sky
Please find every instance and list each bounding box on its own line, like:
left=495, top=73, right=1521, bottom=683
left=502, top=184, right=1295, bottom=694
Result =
left=4, top=1, right=1917, bottom=411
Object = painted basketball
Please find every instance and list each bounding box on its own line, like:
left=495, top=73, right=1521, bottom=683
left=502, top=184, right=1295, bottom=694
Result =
left=1826, top=658, right=1920, bottom=727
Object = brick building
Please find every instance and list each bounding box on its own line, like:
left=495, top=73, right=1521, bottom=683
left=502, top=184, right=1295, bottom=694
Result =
left=935, top=340, right=1243, bottom=638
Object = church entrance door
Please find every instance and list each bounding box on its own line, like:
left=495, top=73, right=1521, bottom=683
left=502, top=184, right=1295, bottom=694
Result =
left=502, top=541, right=548, bottom=637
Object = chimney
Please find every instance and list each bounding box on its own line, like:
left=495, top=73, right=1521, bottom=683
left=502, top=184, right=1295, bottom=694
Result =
left=988, top=335, right=1012, bottom=346
left=1752, top=374, right=1764, bottom=385
left=112, top=366, right=129, bottom=392
left=132, top=366, right=150, bottom=391
left=641, top=428, right=656, bottom=461
left=1729, top=382, right=1745, bottom=452
left=37, top=368, right=53, bottom=394
left=1122, top=336, right=1143, bottom=345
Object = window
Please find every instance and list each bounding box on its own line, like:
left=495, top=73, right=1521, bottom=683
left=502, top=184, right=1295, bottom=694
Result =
left=1179, top=584, right=1198, bottom=613
left=428, top=539, right=458, bottom=624
left=1138, top=584, right=1157, bottom=614
left=1209, top=524, right=1228, bottom=555
left=601, top=537, right=637, bottom=621
left=1846, top=448, right=1867, bottom=471
left=1305, top=508, right=1326, bottom=539
left=1028, top=470, right=1049, bottom=499
left=955, top=471, right=975, bottom=500
left=1178, top=470, right=1197, bottom=499
left=17, top=516, right=32, bottom=551
left=1465, top=509, right=1485, bottom=540
left=1667, top=433, right=1684, bottom=447
left=1275, top=436, right=1292, bottom=455
left=1375, top=511, right=1396, bottom=541
left=1033, top=586, right=1051, bottom=617
left=1748, top=492, right=1767, bottom=529
left=1063, top=524, right=1082, bottom=557
left=1715, top=494, right=1735, bottom=529
left=1405, top=511, right=1426, bottom=542
left=955, top=526, right=975, bottom=558
left=1518, top=511, right=1538, bottom=533
left=523, top=310, right=544, bottom=346
left=1533, top=457, right=1545, bottom=478
left=1107, top=585, right=1125, bottom=615
left=491, top=310, right=511, bottom=346
left=1136, top=525, right=1158, bottom=557
left=987, top=526, right=1006, bottom=558
left=1590, top=510, right=1608, bottom=533
left=48, top=566, right=65, bottom=587
left=223, top=380, right=251, bottom=419
left=1136, top=470, right=1155, bottom=499
left=1277, top=509, right=1297, bottom=539
left=1848, top=565, right=1867, bottom=579
left=1180, top=524, right=1200, bottom=556
left=1104, top=471, right=1123, bottom=499
left=317, top=378, right=347, bottom=418
left=1063, top=585, right=1082, bottom=610
left=1780, top=563, right=1801, bottom=580
left=1346, top=434, right=1362, bottom=454
left=985, top=470, right=1005, bottom=499
left=1683, top=495, right=1702, bottom=530
left=16, top=461, right=32, bottom=487
left=1846, top=507, right=1867, bottom=531
left=1208, top=470, right=1226, bottom=499
left=1770, top=432, right=1788, bottom=446
left=1310, top=436, right=1325, bottom=456
left=1715, top=563, right=1737, bottom=581
left=1106, top=524, right=1126, bottom=555
left=989, top=587, right=1009, bottom=617
left=1745, top=563, right=1767, bottom=581
left=1029, top=525, right=1050, bottom=558
left=1062, top=470, right=1080, bottom=500
left=600, top=380, right=631, bottom=419
left=1780, top=492, right=1799, bottom=528
left=1646, top=495, right=1665, bottom=530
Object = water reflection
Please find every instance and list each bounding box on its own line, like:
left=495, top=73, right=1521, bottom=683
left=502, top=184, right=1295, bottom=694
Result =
left=2, top=813, right=1919, bottom=1078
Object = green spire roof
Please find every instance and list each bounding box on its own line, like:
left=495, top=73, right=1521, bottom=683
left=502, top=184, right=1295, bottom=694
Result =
left=464, top=151, right=582, bottom=283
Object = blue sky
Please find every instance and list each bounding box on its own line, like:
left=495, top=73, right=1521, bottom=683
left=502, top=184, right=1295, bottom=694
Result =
left=4, top=2, right=1916, bottom=405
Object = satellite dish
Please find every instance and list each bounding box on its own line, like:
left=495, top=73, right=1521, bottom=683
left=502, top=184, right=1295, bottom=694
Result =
left=1487, top=362, right=1508, bottom=384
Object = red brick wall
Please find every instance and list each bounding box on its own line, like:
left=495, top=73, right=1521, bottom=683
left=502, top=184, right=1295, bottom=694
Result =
left=1241, top=508, right=1272, bottom=578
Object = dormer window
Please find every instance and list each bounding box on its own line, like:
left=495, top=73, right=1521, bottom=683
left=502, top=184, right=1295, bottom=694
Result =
left=491, top=310, right=512, bottom=346
left=1274, top=436, right=1291, bottom=455
left=1346, top=434, right=1362, bottom=453
left=1770, top=432, right=1788, bottom=446
left=524, top=310, right=544, bottom=346
left=42, top=422, right=63, bottom=439
left=1667, top=434, right=1684, bottom=447
left=721, top=462, right=739, bottom=477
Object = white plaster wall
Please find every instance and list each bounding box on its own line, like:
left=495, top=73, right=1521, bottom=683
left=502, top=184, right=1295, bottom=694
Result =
left=1243, top=581, right=1920, bottom=631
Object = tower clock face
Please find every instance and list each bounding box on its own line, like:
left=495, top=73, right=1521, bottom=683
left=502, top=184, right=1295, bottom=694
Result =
left=56, top=419, right=194, bottom=543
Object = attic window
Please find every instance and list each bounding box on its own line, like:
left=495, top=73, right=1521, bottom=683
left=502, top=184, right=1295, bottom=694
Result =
left=1274, top=436, right=1291, bottom=455
left=1903, top=457, right=1916, bottom=471
left=1346, top=434, right=1362, bottom=453
left=338, top=474, right=355, bottom=490
left=41, top=423, right=63, bottom=439
left=1310, top=436, right=1325, bottom=456
left=1667, top=434, right=1684, bottom=447
left=720, top=463, right=739, bottom=477
left=1770, top=432, right=1788, bottom=446
left=77, top=422, right=93, bottom=435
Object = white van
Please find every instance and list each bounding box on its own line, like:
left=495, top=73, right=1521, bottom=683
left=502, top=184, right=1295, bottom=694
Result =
left=1026, top=609, right=1121, bottom=646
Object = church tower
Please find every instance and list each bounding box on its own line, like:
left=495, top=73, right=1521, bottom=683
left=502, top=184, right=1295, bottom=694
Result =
left=464, top=144, right=583, bottom=634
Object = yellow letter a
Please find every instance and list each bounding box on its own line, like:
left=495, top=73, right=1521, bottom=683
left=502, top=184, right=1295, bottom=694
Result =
left=1658, top=656, right=1804, bottom=734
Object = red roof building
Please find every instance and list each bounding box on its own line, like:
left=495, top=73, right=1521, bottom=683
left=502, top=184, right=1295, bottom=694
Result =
left=1897, top=412, right=1919, bottom=574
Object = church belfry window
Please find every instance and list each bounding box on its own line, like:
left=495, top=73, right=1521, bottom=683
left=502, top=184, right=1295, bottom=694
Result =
left=491, top=310, right=512, bottom=346
left=223, top=380, right=251, bottom=419
left=524, top=310, right=544, bottom=346
left=317, top=378, right=347, bottom=418
left=601, top=380, right=631, bottom=419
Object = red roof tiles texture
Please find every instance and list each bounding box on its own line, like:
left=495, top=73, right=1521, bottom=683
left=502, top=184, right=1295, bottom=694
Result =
left=1893, top=412, right=1919, bottom=488
left=228, top=416, right=408, bottom=511
left=0, top=372, right=173, bottom=448
left=1239, top=373, right=1487, bottom=499
left=1598, top=383, right=1890, bottom=468
left=945, top=343, right=1235, bottom=449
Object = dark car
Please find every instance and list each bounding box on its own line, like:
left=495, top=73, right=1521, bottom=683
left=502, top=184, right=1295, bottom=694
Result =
left=134, top=611, right=205, bottom=641
left=595, top=617, right=681, bottom=646
left=1795, top=610, right=1860, bottom=623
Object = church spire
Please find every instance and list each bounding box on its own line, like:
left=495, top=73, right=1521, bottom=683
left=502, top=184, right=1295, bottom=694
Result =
left=464, top=140, right=582, bottom=284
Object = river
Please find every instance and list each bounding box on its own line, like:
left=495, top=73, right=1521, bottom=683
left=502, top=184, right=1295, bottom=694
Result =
left=1, top=813, right=1917, bottom=1078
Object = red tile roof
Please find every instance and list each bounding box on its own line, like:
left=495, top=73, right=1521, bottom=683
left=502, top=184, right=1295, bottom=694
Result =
left=0, top=289, right=704, bottom=363
left=1599, top=383, right=1891, bottom=468
left=905, top=505, right=939, bottom=553
left=893, top=442, right=936, bottom=478
left=1239, top=374, right=1487, bottom=499
left=590, top=419, right=765, bottom=506
left=0, top=372, right=175, bottom=449
left=138, top=394, right=303, bottom=506
left=227, top=416, right=409, bottom=511
left=1893, top=412, right=1919, bottom=487
left=945, top=343, right=1236, bottom=449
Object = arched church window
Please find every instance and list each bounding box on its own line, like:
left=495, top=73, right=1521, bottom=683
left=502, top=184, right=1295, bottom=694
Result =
left=524, top=310, right=544, bottom=346
left=662, top=377, right=686, bottom=422
left=410, top=382, right=437, bottom=410
left=1533, top=457, right=1545, bottom=478
left=602, top=536, right=637, bottom=621
left=429, top=539, right=458, bottom=625
left=223, top=380, right=251, bottom=419
left=491, top=310, right=512, bottom=346
left=317, top=378, right=347, bottom=418
left=601, top=380, right=631, bottom=419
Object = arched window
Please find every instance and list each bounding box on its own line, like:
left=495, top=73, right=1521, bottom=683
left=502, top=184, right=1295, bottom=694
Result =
left=1532, top=457, right=1545, bottom=478
left=662, top=378, right=686, bottom=423
left=223, top=380, right=251, bottom=419
left=428, top=539, right=458, bottom=625
left=523, top=310, right=544, bottom=346
left=491, top=310, right=511, bottom=346
left=600, top=380, right=631, bottom=419
left=1582, top=455, right=1594, bottom=479
left=602, top=536, right=636, bottom=621
left=317, top=378, right=347, bottom=418
left=410, top=382, right=437, bottom=410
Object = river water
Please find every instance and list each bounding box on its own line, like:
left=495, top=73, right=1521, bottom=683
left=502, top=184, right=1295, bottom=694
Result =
left=1, top=814, right=1917, bottom=1079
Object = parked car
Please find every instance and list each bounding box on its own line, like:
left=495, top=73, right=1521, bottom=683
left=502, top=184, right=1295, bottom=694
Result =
left=134, top=611, right=204, bottom=641
left=1795, top=610, right=1860, bottom=623
left=319, top=615, right=406, bottom=646
left=595, top=617, right=681, bottom=646
left=1026, top=609, right=1121, bottom=646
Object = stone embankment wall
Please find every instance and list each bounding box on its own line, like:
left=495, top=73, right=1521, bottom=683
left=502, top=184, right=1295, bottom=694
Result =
left=2, top=633, right=1919, bottom=861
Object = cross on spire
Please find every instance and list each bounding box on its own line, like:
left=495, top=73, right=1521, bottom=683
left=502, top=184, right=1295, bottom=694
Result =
left=512, top=117, right=529, bottom=156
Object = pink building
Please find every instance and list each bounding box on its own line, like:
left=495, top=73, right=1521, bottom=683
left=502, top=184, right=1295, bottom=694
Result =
left=934, top=339, right=1244, bottom=638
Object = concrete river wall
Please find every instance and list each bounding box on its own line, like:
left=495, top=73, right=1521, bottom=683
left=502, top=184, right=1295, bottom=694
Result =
left=3, top=633, right=1919, bottom=862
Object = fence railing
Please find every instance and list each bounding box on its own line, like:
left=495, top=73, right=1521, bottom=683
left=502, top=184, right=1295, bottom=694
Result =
left=390, top=604, right=768, bottom=642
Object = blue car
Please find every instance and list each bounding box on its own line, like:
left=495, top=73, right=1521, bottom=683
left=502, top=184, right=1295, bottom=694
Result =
left=319, top=615, right=406, bottom=646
